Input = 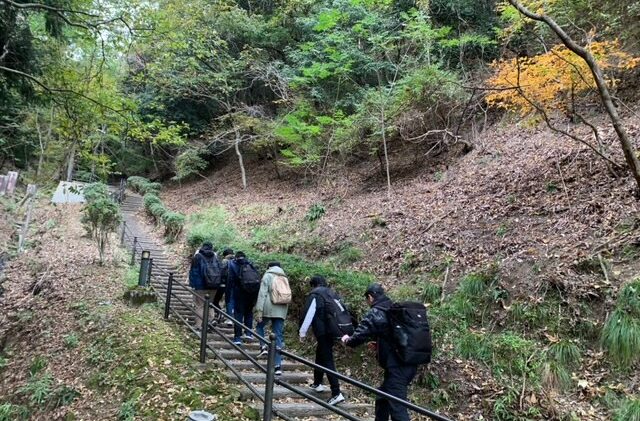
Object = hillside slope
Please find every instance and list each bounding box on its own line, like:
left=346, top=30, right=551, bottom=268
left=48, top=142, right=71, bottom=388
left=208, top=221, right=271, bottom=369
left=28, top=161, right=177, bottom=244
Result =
left=161, top=107, right=640, bottom=419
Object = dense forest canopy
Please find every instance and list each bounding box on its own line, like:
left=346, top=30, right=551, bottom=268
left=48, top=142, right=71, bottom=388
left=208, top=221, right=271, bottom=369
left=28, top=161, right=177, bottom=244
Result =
left=1, top=0, right=639, bottom=186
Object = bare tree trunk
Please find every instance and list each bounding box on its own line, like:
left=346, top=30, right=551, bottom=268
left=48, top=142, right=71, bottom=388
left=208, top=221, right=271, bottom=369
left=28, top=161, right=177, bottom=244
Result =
left=509, top=0, right=640, bottom=192
left=35, top=112, right=44, bottom=177
left=234, top=126, right=247, bottom=189
left=66, top=143, right=76, bottom=182
left=380, top=104, right=392, bottom=198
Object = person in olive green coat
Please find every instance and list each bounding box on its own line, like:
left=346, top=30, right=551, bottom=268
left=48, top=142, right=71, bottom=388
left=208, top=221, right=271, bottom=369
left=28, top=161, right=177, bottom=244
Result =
left=255, top=262, right=289, bottom=375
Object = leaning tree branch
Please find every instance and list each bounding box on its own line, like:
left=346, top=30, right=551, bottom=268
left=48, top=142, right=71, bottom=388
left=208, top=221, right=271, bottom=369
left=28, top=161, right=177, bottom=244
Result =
left=0, top=65, right=131, bottom=116
left=508, top=0, right=640, bottom=192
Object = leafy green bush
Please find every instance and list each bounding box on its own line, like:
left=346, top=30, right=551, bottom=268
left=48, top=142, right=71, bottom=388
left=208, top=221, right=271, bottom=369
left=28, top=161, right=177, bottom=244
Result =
left=143, top=193, right=162, bottom=211
left=119, top=398, right=136, bottom=421
left=305, top=203, right=326, bottom=222
left=173, top=148, right=208, bottom=181
left=602, top=280, right=640, bottom=368
left=63, top=333, right=79, bottom=349
left=127, top=176, right=148, bottom=193
left=19, top=372, right=53, bottom=406
left=81, top=197, right=122, bottom=264
left=149, top=202, right=167, bottom=222
left=548, top=340, right=581, bottom=367
left=162, top=212, right=185, bottom=243
left=83, top=182, right=109, bottom=203
left=29, top=356, right=47, bottom=376
left=127, top=176, right=161, bottom=195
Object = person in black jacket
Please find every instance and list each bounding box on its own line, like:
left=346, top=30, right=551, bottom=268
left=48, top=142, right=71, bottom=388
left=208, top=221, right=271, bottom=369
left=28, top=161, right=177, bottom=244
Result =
left=188, top=242, right=217, bottom=329
left=299, top=275, right=345, bottom=406
left=341, top=283, right=418, bottom=421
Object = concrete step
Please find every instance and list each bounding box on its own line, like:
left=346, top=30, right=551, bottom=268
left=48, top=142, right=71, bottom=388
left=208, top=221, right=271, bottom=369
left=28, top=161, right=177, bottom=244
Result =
left=226, top=371, right=311, bottom=385
left=239, top=385, right=332, bottom=400
left=211, top=359, right=308, bottom=371
left=255, top=402, right=373, bottom=418
left=208, top=340, right=262, bottom=350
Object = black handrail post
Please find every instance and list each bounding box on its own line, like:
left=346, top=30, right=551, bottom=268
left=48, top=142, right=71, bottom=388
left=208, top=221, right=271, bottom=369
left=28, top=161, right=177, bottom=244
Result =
left=120, top=221, right=126, bottom=246
left=130, top=236, right=137, bottom=266
left=263, top=333, right=276, bottom=421
left=164, top=273, right=173, bottom=320
left=199, top=294, right=210, bottom=364
left=138, top=251, right=151, bottom=286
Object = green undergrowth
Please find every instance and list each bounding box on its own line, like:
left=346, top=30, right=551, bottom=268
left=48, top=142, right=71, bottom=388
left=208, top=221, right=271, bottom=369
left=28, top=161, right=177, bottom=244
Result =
left=186, top=206, right=374, bottom=313
left=602, top=279, right=640, bottom=369
left=129, top=176, right=185, bottom=243
left=50, top=265, right=253, bottom=420
left=0, top=354, right=80, bottom=420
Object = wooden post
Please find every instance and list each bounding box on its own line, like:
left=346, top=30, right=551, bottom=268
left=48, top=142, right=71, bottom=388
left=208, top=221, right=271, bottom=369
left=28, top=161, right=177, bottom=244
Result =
left=18, top=184, right=37, bottom=253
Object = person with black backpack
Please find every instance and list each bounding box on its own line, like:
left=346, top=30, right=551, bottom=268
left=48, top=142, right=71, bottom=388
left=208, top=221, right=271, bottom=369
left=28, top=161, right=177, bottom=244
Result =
left=299, top=275, right=352, bottom=406
left=227, top=251, right=261, bottom=345
left=214, top=248, right=234, bottom=324
left=341, top=283, right=430, bottom=421
left=188, top=242, right=223, bottom=330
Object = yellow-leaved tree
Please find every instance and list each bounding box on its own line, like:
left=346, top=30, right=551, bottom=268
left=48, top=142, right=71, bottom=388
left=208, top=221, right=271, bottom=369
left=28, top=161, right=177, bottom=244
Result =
left=488, top=0, right=640, bottom=192
left=487, top=41, right=639, bottom=117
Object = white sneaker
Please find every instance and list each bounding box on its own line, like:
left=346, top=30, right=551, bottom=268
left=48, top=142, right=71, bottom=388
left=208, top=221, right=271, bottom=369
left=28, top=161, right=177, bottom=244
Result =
left=257, top=348, right=268, bottom=358
left=327, top=393, right=345, bottom=406
left=223, top=320, right=233, bottom=326
left=310, top=384, right=328, bottom=393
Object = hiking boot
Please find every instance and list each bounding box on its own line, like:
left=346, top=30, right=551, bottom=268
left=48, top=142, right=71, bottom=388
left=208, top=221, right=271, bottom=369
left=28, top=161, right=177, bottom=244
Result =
left=327, top=393, right=345, bottom=406
left=309, top=384, right=328, bottom=393
left=274, top=366, right=282, bottom=376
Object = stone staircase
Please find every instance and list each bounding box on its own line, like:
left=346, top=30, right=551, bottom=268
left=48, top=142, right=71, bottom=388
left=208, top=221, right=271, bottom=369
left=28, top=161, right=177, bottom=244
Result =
left=120, top=192, right=374, bottom=420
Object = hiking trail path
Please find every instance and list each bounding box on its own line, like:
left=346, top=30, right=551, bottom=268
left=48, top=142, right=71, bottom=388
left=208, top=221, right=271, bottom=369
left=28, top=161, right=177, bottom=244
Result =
left=120, top=192, right=375, bottom=421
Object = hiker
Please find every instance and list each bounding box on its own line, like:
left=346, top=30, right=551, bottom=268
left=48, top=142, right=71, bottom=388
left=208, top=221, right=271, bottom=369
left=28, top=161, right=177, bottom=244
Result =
left=341, top=283, right=418, bottom=421
left=227, top=251, right=261, bottom=345
left=299, top=275, right=348, bottom=406
left=188, top=242, right=222, bottom=329
left=255, top=262, right=291, bottom=376
left=215, top=248, right=234, bottom=325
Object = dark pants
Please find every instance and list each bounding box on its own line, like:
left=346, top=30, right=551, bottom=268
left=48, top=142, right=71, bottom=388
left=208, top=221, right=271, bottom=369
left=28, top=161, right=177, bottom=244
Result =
left=213, top=287, right=225, bottom=317
left=233, top=289, right=258, bottom=340
left=314, top=335, right=340, bottom=396
left=375, top=364, right=418, bottom=421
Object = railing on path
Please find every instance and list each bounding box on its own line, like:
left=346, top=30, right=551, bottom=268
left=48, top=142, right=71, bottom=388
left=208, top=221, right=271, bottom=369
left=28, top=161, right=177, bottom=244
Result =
left=118, top=203, right=453, bottom=421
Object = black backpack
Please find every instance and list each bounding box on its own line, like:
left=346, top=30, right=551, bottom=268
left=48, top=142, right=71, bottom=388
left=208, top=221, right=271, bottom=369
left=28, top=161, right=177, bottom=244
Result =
left=202, top=254, right=223, bottom=290
left=388, top=301, right=432, bottom=365
left=320, top=289, right=355, bottom=338
left=238, top=261, right=261, bottom=293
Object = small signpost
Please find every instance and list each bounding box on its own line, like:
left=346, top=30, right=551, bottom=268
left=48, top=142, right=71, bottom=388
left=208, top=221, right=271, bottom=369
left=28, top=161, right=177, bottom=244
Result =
left=0, top=175, right=7, bottom=196
left=18, top=184, right=38, bottom=254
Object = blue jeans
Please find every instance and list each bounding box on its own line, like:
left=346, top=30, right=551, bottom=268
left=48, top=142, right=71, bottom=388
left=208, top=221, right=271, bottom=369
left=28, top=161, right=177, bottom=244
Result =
left=256, top=317, right=284, bottom=368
